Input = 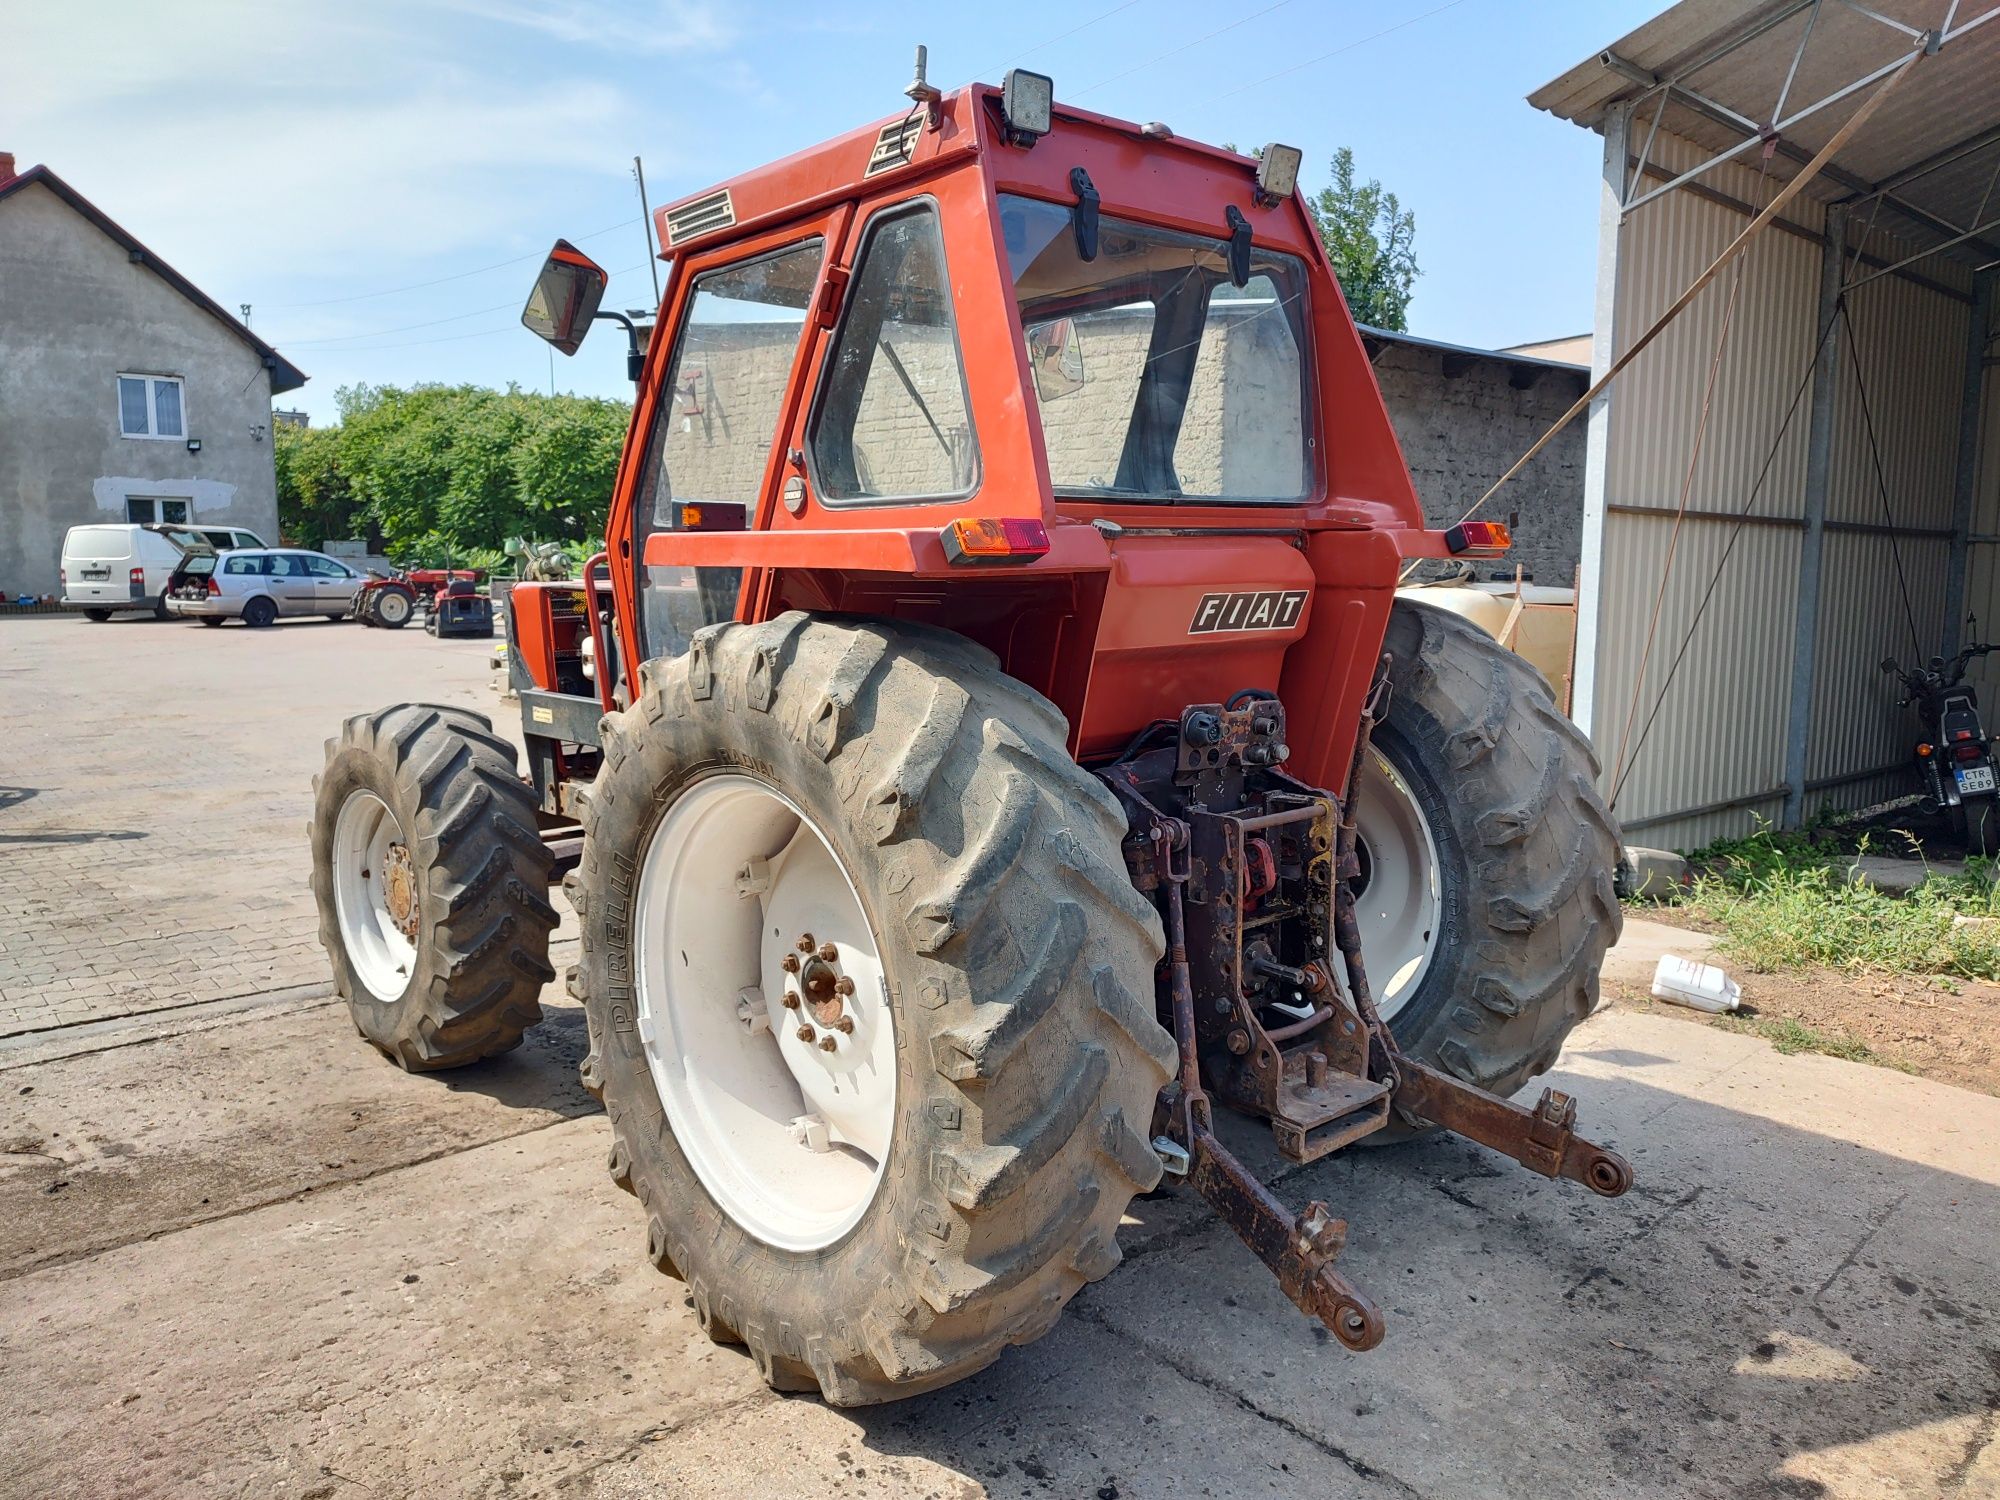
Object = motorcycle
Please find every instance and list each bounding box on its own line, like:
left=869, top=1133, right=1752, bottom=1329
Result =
left=1881, top=641, right=2000, bottom=855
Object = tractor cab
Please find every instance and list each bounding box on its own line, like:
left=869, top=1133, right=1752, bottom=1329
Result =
left=513, top=67, right=1496, bottom=783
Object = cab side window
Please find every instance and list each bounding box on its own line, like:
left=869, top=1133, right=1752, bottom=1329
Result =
left=810, top=203, right=977, bottom=502
left=635, top=238, right=826, bottom=659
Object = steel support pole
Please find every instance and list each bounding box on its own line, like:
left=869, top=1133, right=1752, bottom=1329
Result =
left=1571, top=103, right=1630, bottom=750
left=1943, top=270, right=1996, bottom=657
left=1782, top=205, right=1849, bottom=829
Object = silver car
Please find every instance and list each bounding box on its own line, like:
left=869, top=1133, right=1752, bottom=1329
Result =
left=166, top=547, right=366, bottom=628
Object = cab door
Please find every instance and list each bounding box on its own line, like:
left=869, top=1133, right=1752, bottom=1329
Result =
left=610, top=204, right=852, bottom=681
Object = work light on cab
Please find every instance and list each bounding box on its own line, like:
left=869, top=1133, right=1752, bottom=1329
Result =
left=1255, top=143, right=1303, bottom=206
left=941, top=517, right=1049, bottom=565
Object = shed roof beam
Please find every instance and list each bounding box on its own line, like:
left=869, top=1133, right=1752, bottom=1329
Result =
left=1627, top=155, right=1973, bottom=302
left=1846, top=210, right=2000, bottom=290
left=1839, top=122, right=2000, bottom=206
left=1605, top=43, right=2000, bottom=260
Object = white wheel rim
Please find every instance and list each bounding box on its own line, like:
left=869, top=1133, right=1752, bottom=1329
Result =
left=378, top=592, right=410, bottom=624
left=332, top=789, right=419, bottom=1002
left=634, top=774, right=896, bottom=1252
left=1349, top=749, right=1442, bottom=1023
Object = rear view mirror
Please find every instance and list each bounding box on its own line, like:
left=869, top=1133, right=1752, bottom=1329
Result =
left=522, top=239, right=609, bottom=356
left=1026, top=317, right=1085, bottom=402
left=1880, top=657, right=1897, bottom=673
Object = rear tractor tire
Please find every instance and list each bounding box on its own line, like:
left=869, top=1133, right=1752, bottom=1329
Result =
left=1359, top=600, right=1622, bottom=1109
left=372, top=586, right=417, bottom=630
left=570, top=613, right=1177, bottom=1405
left=311, top=703, right=558, bottom=1070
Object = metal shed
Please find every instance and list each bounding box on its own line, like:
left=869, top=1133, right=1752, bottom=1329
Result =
left=1530, top=0, right=2000, bottom=851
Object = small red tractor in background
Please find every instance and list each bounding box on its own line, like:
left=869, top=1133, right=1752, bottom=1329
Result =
left=311, top=63, right=1627, bottom=1405
left=350, top=565, right=483, bottom=629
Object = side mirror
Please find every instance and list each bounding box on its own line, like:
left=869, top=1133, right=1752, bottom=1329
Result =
left=1026, top=317, right=1085, bottom=402
left=521, top=239, right=609, bottom=356
left=1880, top=657, right=1897, bottom=673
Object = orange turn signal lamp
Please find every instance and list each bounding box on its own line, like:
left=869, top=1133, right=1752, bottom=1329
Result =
left=1917, top=742, right=1934, bottom=758
left=1444, top=520, right=1512, bottom=556
left=675, top=502, right=746, bottom=532
left=941, top=517, right=1050, bottom=566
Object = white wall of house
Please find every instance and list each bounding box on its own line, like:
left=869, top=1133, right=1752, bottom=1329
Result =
left=0, top=179, right=283, bottom=598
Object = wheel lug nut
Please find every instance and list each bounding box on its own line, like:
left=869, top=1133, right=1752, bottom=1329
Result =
left=781, top=993, right=800, bottom=1010
left=780, top=953, right=800, bottom=974
left=795, top=1025, right=815, bottom=1043
left=796, top=932, right=815, bottom=954
left=817, top=941, right=839, bottom=963
left=818, top=1036, right=838, bottom=1052
left=833, top=1016, right=854, bottom=1034
left=834, top=976, right=855, bottom=996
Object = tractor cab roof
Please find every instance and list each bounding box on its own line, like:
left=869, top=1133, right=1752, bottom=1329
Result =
left=655, top=84, right=1290, bottom=262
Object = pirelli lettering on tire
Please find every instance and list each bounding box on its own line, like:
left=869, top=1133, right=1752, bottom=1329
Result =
left=1188, top=590, right=1309, bottom=635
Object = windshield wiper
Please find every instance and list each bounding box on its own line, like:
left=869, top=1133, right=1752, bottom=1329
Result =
left=876, top=339, right=952, bottom=456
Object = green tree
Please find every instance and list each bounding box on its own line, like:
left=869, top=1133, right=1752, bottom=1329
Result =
left=512, top=396, right=631, bottom=541
left=1303, top=147, right=1418, bottom=331
left=285, top=383, right=634, bottom=559
left=273, top=423, right=358, bottom=548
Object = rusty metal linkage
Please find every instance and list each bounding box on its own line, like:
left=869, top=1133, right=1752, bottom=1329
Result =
left=1104, top=667, right=1630, bottom=1357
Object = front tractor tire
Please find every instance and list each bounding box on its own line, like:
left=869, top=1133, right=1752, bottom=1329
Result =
left=1363, top=601, right=1623, bottom=1104
left=570, top=613, right=1177, bottom=1406
left=311, top=704, right=558, bottom=1070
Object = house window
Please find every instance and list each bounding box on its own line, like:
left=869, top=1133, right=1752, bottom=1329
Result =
left=125, top=497, right=191, bottom=525
left=118, top=374, right=186, bottom=439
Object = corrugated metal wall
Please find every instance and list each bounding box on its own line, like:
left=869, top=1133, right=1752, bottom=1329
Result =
left=1959, top=291, right=2000, bottom=713
left=1592, top=131, right=1981, bottom=851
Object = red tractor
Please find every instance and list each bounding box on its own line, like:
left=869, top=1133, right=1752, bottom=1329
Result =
left=311, top=66, right=1626, bottom=1405
left=350, top=565, right=482, bottom=628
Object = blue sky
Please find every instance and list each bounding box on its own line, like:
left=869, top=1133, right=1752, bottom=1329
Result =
left=4, top=0, right=1662, bottom=424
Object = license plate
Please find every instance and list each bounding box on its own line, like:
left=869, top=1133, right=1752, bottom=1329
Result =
left=1957, top=765, right=1995, bottom=794
left=81, top=568, right=109, bottom=580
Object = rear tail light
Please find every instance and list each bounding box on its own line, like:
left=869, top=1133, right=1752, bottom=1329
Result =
left=58, top=567, right=65, bottom=586
left=129, top=566, right=145, bottom=585
left=1956, top=743, right=1985, bottom=762
left=207, top=578, right=221, bottom=596
left=941, top=517, right=1050, bottom=566
left=1444, top=520, right=1512, bottom=556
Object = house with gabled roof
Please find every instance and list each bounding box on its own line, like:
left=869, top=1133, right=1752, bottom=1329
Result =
left=0, top=151, right=306, bottom=599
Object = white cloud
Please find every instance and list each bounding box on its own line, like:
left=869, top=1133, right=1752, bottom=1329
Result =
left=0, top=2, right=690, bottom=301
left=432, top=0, right=736, bottom=55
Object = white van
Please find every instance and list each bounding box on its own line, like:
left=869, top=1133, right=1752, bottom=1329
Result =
left=59, top=524, right=190, bottom=620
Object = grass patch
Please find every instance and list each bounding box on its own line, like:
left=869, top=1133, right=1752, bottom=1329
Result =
left=1710, top=1012, right=1917, bottom=1072
left=1665, top=821, right=2000, bottom=979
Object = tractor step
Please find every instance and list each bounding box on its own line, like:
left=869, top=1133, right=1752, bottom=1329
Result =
left=1269, top=1052, right=1391, bottom=1162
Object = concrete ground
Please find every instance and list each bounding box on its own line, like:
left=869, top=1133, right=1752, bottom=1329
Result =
left=1, top=614, right=1996, bottom=1499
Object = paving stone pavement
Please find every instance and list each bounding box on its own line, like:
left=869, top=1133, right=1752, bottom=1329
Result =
left=0, top=613, right=549, bottom=1036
